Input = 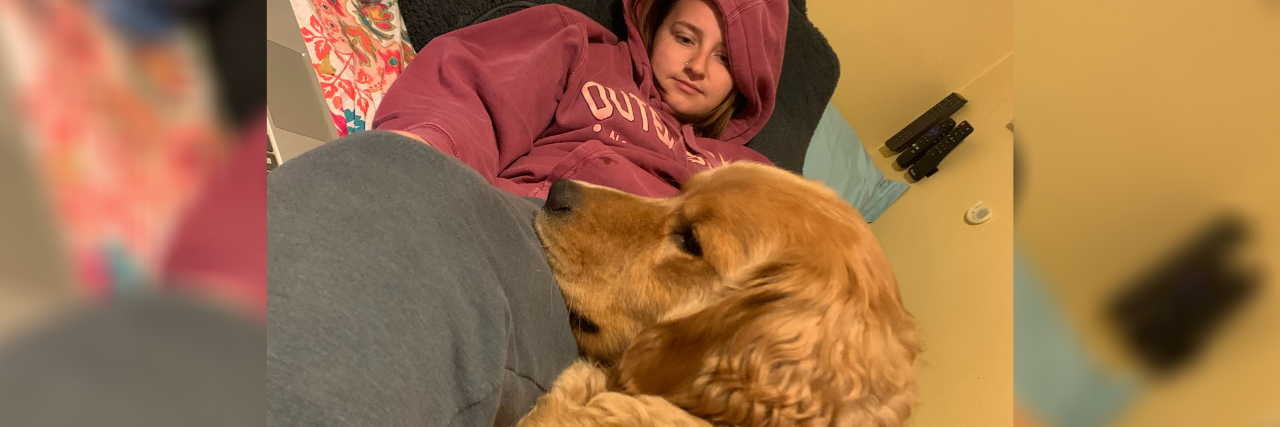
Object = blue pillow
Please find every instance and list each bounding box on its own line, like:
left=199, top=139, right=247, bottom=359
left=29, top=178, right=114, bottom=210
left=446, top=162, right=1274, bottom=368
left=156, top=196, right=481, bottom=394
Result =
left=802, top=102, right=908, bottom=222
left=1015, top=246, right=1138, bottom=427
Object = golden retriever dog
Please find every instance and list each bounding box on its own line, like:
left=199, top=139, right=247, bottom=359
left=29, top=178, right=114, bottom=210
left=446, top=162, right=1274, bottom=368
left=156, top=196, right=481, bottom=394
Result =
left=520, top=162, right=920, bottom=427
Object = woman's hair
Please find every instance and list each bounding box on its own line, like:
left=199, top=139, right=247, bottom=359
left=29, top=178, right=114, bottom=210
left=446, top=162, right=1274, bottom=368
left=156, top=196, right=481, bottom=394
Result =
left=631, top=0, right=745, bottom=139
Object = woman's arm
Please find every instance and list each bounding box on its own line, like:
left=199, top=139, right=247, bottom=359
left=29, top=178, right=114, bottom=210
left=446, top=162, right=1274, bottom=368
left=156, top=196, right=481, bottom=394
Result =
left=373, top=5, right=586, bottom=191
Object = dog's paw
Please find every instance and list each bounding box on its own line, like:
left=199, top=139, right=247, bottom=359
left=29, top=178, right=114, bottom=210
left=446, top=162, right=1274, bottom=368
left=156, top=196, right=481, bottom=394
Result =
left=518, top=360, right=611, bottom=427
left=545, top=360, right=609, bottom=405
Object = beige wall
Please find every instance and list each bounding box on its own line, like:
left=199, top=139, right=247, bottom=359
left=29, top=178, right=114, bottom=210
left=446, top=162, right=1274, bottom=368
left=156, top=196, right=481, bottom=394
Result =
left=806, top=0, right=1014, bottom=425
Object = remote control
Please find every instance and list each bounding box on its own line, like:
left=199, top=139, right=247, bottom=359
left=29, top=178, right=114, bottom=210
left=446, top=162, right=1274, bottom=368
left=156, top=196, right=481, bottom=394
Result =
left=907, top=120, right=973, bottom=181
left=896, top=117, right=955, bottom=168
left=885, top=93, right=967, bottom=152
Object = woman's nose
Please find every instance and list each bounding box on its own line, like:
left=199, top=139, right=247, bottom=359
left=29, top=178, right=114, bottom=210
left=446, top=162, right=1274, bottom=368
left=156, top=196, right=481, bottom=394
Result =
left=684, top=54, right=708, bottom=78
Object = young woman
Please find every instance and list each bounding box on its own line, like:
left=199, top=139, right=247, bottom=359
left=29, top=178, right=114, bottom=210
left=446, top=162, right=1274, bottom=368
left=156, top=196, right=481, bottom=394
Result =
left=374, top=0, right=787, bottom=198
left=268, top=0, right=788, bottom=425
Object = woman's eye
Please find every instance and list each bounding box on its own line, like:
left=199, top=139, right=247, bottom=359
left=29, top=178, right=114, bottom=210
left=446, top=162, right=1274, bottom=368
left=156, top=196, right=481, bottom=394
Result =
left=715, top=54, right=729, bottom=65
left=676, top=35, right=693, bottom=45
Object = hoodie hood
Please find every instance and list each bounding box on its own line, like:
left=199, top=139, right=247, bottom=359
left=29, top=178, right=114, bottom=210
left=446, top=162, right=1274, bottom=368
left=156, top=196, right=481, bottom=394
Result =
left=623, top=0, right=789, bottom=146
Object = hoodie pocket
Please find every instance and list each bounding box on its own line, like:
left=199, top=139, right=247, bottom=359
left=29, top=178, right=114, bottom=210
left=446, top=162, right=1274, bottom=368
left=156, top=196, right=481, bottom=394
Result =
left=537, top=139, right=678, bottom=198
left=545, top=140, right=611, bottom=183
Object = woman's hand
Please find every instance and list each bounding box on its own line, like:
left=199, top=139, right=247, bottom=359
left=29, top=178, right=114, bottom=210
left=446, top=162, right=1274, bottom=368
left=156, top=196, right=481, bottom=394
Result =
left=386, top=129, right=427, bottom=144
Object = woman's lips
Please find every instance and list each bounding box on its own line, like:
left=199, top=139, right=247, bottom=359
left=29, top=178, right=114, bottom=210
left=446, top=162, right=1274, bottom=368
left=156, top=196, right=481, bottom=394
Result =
left=674, top=78, right=701, bottom=95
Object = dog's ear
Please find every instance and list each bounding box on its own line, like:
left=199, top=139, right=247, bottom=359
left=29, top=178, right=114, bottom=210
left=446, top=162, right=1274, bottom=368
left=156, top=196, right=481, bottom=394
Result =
left=618, top=249, right=920, bottom=426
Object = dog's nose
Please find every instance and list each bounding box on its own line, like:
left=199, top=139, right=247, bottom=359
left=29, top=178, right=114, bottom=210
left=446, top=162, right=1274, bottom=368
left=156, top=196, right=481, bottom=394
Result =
left=544, top=179, right=579, bottom=214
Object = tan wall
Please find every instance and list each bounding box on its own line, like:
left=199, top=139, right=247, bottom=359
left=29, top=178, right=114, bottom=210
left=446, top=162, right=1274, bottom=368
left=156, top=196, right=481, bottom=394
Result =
left=806, top=0, right=1014, bottom=425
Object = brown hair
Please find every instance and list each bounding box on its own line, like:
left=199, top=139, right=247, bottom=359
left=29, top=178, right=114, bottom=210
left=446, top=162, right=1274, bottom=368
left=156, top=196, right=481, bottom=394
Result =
left=631, top=0, right=745, bottom=139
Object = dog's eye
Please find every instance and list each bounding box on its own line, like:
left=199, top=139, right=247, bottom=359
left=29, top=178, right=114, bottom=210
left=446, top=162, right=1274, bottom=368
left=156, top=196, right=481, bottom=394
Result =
left=673, top=226, right=703, bottom=257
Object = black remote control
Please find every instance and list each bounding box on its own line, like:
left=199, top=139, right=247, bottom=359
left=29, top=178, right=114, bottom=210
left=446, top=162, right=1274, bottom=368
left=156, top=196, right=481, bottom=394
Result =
left=885, top=93, right=967, bottom=152
left=896, top=117, right=955, bottom=168
left=907, top=120, right=973, bottom=181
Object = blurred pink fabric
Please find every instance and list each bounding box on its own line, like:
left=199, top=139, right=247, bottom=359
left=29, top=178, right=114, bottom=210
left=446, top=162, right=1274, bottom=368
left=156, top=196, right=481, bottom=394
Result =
left=1, top=0, right=227, bottom=298
left=162, top=115, right=267, bottom=318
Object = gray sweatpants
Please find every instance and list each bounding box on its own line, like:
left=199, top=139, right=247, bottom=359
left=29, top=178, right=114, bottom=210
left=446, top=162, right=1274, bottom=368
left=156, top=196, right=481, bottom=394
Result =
left=267, top=131, right=578, bottom=427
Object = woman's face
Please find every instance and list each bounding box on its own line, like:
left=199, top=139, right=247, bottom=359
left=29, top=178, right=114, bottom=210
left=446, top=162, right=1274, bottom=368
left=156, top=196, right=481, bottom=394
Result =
left=650, top=0, right=734, bottom=118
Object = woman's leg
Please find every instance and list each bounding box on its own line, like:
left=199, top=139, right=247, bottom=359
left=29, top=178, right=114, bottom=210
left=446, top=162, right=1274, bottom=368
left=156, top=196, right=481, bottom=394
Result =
left=267, top=131, right=577, bottom=427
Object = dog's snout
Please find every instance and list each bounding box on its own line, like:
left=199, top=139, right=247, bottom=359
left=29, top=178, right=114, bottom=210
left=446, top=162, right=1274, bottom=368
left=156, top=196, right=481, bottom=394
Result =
left=544, top=179, right=580, bottom=214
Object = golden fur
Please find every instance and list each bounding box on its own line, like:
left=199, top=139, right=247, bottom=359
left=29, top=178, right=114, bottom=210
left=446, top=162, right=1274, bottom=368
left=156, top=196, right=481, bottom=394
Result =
left=521, top=162, right=921, bottom=427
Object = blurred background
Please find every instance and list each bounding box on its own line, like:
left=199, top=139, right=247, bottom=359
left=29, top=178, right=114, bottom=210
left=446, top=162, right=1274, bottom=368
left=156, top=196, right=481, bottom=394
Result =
left=1015, top=0, right=1279, bottom=426
left=0, top=0, right=264, bottom=424
left=1, top=0, right=264, bottom=323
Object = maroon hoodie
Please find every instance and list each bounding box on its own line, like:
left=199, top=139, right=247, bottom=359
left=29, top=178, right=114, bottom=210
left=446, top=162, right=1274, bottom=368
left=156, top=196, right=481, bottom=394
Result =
left=373, top=0, right=787, bottom=198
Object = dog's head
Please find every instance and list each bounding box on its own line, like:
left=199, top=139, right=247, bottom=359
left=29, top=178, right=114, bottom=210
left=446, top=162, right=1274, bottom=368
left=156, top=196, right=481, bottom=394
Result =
left=533, top=162, right=920, bottom=426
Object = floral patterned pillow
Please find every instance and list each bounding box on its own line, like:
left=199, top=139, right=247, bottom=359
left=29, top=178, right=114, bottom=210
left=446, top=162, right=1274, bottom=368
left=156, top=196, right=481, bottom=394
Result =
left=291, top=0, right=417, bottom=136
